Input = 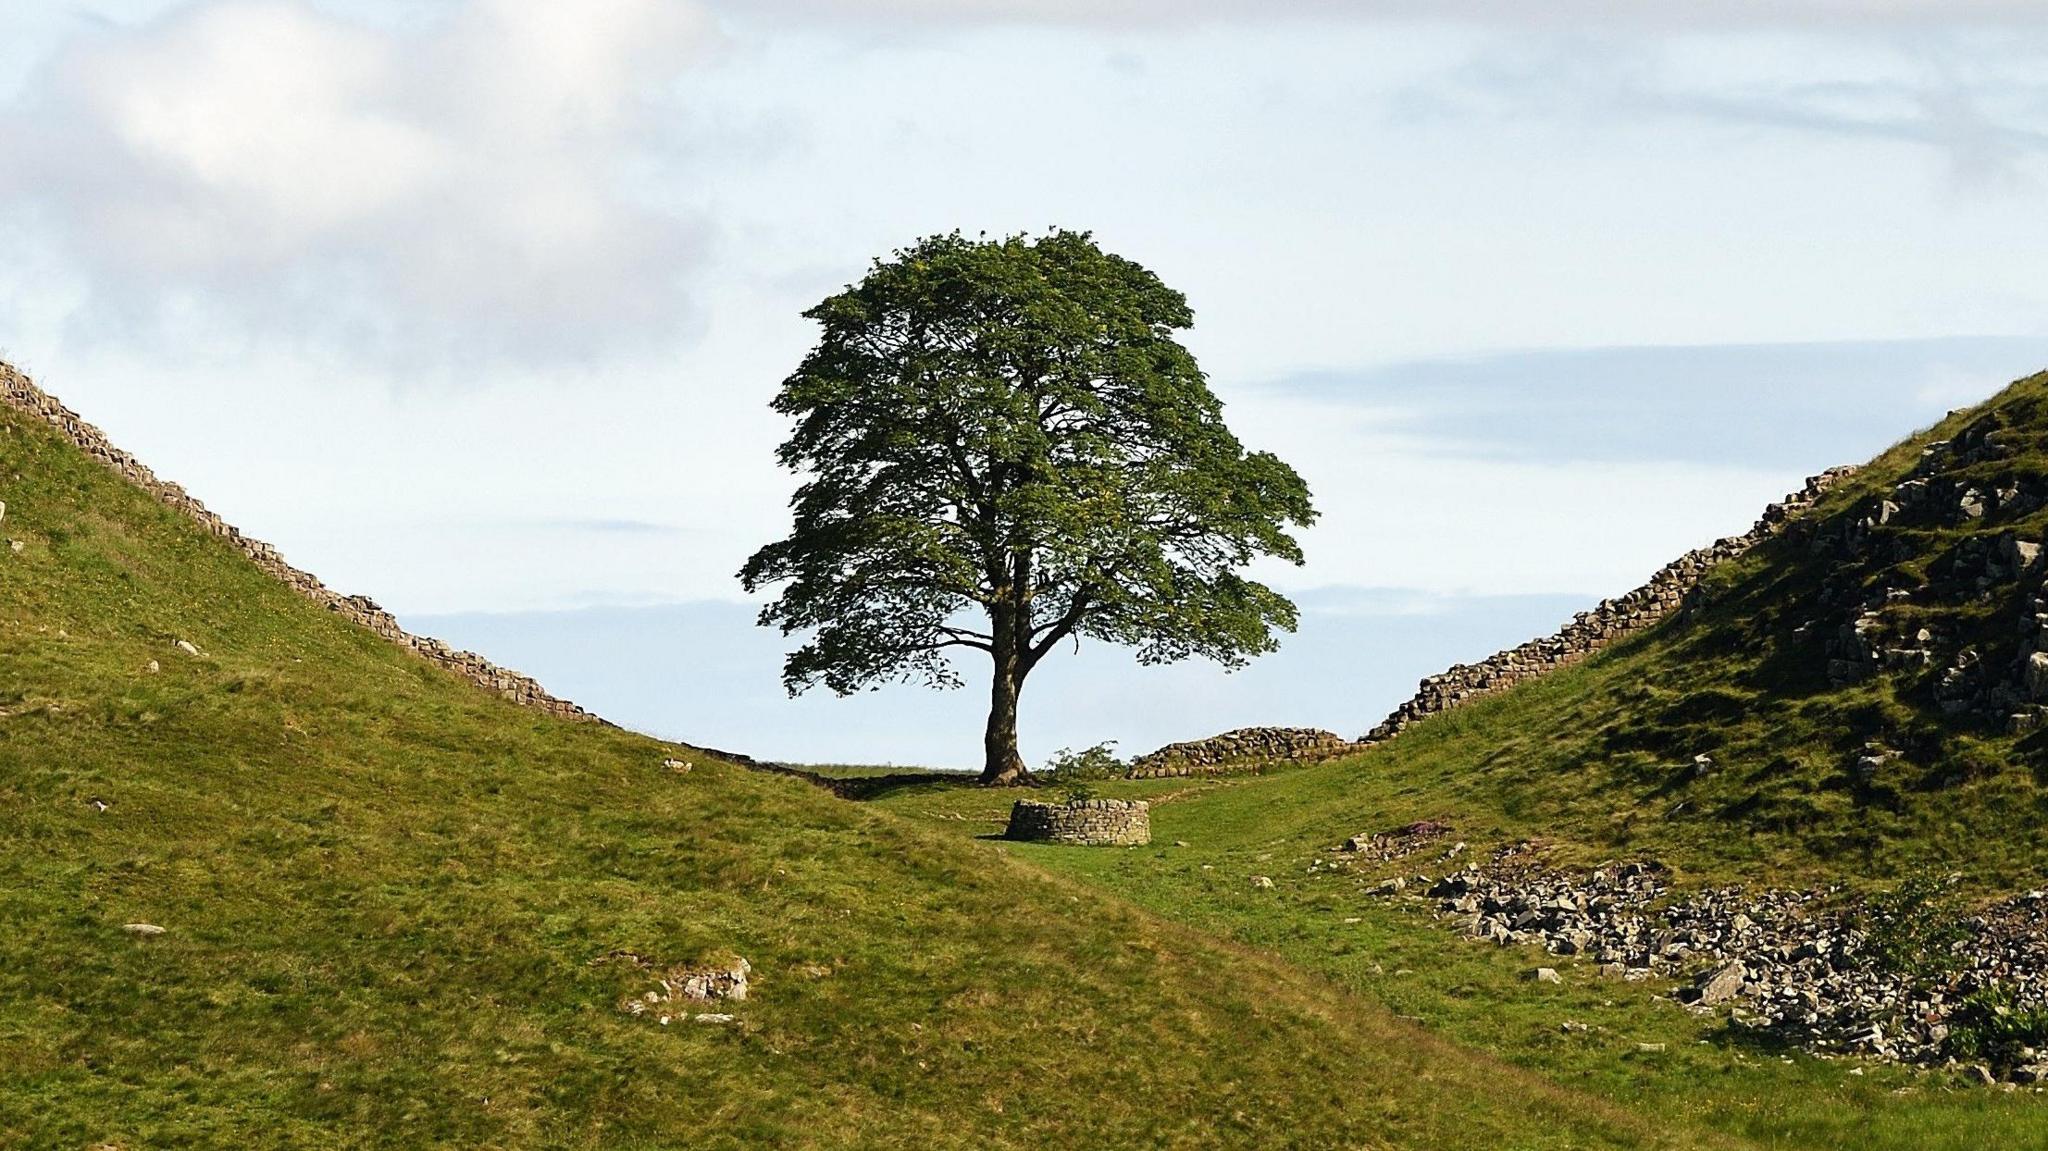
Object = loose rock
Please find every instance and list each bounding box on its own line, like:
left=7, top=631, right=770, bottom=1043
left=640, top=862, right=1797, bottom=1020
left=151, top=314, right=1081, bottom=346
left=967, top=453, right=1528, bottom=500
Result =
left=1688, top=961, right=1747, bottom=1006
left=1418, top=844, right=2048, bottom=1081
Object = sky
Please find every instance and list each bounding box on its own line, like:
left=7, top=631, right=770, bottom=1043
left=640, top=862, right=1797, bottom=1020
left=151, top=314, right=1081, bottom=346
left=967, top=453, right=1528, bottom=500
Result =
left=4, top=1, right=2048, bottom=766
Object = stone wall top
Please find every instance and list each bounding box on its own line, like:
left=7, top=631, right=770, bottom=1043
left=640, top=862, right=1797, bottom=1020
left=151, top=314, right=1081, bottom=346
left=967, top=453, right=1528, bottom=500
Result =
left=1359, top=466, right=1859, bottom=745
left=1, top=361, right=598, bottom=724
left=1128, top=726, right=1361, bottom=778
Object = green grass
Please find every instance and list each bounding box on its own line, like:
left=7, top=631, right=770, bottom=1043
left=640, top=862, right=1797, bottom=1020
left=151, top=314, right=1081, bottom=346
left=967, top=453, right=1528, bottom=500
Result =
left=0, top=399, right=1734, bottom=1148
left=876, top=762, right=2048, bottom=1150
left=871, top=374, right=2048, bottom=1148
left=19, top=367, right=2048, bottom=1148
left=1082, top=371, right=2048, bottom=894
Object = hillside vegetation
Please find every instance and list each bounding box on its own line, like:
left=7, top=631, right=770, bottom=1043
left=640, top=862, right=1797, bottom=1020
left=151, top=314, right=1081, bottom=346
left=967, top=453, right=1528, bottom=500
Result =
left=0, top=388, right=1734, bottom=1148
left=880, top=372, right=2048, bottom=1149
left=1323, top=369, right=2048, bottom=886
left=1044, top=370, right=2048, bottom=889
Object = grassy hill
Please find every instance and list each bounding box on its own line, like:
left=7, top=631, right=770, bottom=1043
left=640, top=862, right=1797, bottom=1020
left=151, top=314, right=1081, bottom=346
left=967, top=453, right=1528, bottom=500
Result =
left=0, top=383, right=1744, bottom=1148
left=1051, top=370, right=2048, bottom=889
left=1320, top=369, right=2048, bottom=887
left=878, top=373, right=2048, bottom=1148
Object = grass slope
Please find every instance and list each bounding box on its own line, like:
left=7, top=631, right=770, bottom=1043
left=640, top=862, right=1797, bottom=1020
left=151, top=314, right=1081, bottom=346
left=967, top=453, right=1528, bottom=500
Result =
left=0, top=400, right=1713, bottom=1148
left=877, top=374, right=2048, bottom=1148
left=1301, top=371, right=2048, bottom=888
left=881, top=772, right=2048, bottom=1151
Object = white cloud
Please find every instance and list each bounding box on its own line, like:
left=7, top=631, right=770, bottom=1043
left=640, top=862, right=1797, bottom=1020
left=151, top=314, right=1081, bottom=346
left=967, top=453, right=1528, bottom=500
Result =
left=80, top=5, right=439, bottom=252
left=717, top=0, right=2048, bottom=27
left=0, top=0, right=714, bottom=368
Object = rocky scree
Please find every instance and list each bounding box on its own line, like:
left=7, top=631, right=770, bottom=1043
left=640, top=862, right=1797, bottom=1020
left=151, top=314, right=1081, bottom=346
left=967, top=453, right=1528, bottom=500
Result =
left=1335, top=833, right=2048, bottom=1084
left=1808, top=408, right=2048, bottom=739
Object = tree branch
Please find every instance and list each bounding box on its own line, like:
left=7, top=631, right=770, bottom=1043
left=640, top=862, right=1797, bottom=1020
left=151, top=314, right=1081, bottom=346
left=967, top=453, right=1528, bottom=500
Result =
left=1025, top=587, right=1093, bottom=667
left=920, top=638, right=994, bottom=654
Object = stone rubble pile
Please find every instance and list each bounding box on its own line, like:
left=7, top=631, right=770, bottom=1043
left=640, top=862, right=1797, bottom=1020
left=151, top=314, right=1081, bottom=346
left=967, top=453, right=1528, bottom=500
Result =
left=1, top=362, right=597, bottom=723
left=1339, top=819, right=1458, bottom=864
left=1362, top=468, right=1858, bottom=745
left=609, top=954, right=752, bottom=1026
left=1407, top=845, right=2048, bottom=1081
left=1128, top=727, right=1361, bottom=778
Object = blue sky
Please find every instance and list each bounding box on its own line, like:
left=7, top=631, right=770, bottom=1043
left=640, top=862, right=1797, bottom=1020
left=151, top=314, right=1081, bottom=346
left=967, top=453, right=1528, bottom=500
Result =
left=4, top=1, right=2048, bottom=765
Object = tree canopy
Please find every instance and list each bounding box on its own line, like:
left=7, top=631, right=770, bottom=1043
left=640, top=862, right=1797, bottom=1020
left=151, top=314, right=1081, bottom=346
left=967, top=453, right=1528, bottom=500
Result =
left=740, top=230, right=1316, bottom=783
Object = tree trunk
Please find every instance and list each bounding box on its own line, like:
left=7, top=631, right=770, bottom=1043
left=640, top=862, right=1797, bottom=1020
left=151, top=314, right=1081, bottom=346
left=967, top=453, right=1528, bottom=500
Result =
left=981, top=669, right=1027, bottom=785
left=981, top=613, right=1030, bottom=785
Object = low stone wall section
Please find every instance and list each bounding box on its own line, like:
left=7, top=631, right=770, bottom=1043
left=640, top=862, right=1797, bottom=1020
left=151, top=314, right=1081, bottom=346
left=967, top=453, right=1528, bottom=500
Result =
left=1128, top=727, right=1361, bottom=778
left=1005, top=799, right=1151, bottom=846
left=1360, top=467, right=1859, bottom=745
left=1, top=362, right=597, bottom=723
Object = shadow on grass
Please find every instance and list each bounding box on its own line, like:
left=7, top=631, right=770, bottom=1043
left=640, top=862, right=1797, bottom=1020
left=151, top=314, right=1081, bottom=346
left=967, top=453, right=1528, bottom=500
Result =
left=1703, top=1014, right=1848, bottom=1064
left=762, top=764, right=1002, bottom=802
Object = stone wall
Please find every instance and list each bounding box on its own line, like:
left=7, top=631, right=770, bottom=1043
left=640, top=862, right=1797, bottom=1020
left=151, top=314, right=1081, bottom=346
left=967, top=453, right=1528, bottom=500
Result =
left=1127, top=727, right=1361, bottom=778
left=1361, top=466, right=1859, bottom=745
left=1, top=362, right=597, bottom=723
left=1005, top=798, right=1151, bottom=846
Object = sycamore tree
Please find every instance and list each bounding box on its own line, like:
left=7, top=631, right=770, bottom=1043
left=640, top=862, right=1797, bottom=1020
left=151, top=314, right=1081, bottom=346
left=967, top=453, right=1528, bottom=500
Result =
left=740, top=231, right=1315, bottom=785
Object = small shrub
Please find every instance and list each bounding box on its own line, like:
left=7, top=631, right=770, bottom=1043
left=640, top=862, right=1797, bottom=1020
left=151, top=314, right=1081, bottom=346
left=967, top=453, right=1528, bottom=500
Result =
left=1946, top=987, right=2048, bottom=1070
left=1854, top=870, right=1970, bottom=986
left=1041, top=742, right=1123, bottom=786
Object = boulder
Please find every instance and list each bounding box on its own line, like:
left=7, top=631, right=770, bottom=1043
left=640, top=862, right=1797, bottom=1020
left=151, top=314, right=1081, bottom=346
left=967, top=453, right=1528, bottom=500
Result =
left=1691, top=960, right=1747, bottom=1006
left=2027, top=652, right=2048, bottom=702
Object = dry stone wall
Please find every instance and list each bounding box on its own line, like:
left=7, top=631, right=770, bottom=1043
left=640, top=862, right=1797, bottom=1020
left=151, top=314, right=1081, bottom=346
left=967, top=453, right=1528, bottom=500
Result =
left=1005, top=798, right=1151, bottom=846
left=1128, top=727, right=1361, bottom=778
left=1361, top=467, right=1858, bottom=745
left=1, top=362, right=597, bottom=723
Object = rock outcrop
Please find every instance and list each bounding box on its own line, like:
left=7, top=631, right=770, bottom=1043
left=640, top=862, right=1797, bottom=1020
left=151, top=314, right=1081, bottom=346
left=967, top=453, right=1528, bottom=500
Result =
left=608, top=953, right=752, bottom=1026
left=1127, top=727, right=1361, bottom=778
left=1, top=362, right=597, bottom=723
left=1362, top=467, right=1858, bottom=744
left=1804, top=410, right=2048, bottom=733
